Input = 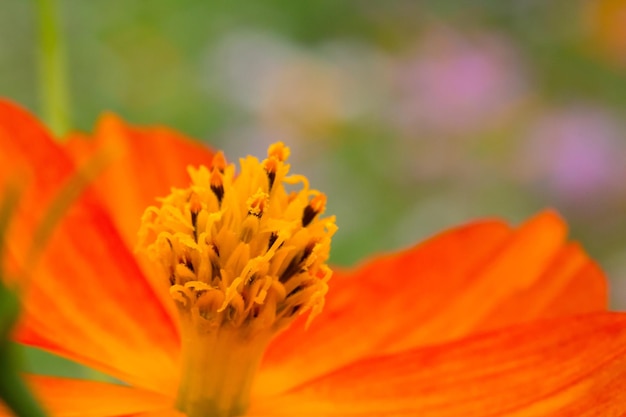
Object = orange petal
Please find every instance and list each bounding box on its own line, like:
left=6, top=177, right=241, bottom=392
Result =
left=251, top=312, right=626, bottom=416
left=257, top=211, right=607, bottom=395
left=0, top=101, right=179, bottom=395
left=64, top=113, right=214, bottom=249
left=476, top=242, right=607, bottom=329
left=0, top=102, right=66, bottom=206
left=65, top=115, right=214, bottom=323
left=12, top=209, right=180, bottom=394
left=0, top=376, right=173, bottom=417
left=411, top=211, right=606, bottom=341
left=129, top=410, right=186, bottom=417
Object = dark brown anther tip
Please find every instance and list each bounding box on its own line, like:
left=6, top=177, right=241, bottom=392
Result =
left=302, top=205, right=317, bottom=227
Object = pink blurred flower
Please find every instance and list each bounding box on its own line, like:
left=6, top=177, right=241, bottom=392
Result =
left=392, top=27, right=528, bottom=137
left=520, top=105, right=626, bottom=205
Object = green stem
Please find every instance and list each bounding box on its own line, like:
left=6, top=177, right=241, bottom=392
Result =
left=36, top=0, right=70, bottom=136
left=0, top=343, right=47, bottom=417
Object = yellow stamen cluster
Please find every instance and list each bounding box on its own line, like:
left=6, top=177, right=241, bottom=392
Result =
left=138, top=142, right=337, bottom=334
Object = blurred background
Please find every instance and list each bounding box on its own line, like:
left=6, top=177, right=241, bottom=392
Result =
left=2, top=0, right=626, bottom=378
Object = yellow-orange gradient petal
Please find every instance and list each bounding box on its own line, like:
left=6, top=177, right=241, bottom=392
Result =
left=64, top=114, right=214, bottom=250
left=252, top=312, right=626, bottom=417
left=0, top=376, right=172, bottom=417
left=257, top=211, right=607, bottom=395
left=0, top=101, right=179, bottom=395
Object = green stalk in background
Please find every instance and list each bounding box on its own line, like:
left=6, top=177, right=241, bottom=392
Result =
left=36, top=0, right=70, bottom=136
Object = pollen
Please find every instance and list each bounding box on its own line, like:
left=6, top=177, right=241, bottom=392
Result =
left=138, top=142, right=337, bottom=334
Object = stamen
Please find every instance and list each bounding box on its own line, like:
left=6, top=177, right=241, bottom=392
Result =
left=264, top=158, right=278, bottom=191
left=211, top=150, right=227, bottom=172
left=189, top=193, right=201, bottom=242
left=267, top=232, right=279, bottom=251
left=267, top=142, right=290, bottom=161
left=302, top=194, right=326, bottom=227
left=246, top=189, right=268, bottom=218
left=138, top=142, right=337, bottom=417
left=210, top=169, right=225, bottom=204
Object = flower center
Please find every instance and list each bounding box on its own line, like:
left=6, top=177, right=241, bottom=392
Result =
left=138, top=142, right=337, bottom=417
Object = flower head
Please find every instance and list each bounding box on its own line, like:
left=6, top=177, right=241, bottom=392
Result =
left=2, top=100, right=626, bottom=416
left=139, top=142, right=335, bottom=331
left=137, top=141, right=336, bottom=416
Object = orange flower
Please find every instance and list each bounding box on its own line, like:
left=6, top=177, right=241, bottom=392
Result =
left=1, top=99, right=626, bottom=417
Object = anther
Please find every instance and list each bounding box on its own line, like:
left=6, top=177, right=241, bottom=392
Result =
left=267, top=142, right=290, bottom=162
left=286, top=284, right=304, bottom=298
left=189, top=193, right=202, bottom=242
left=264, top=158, right=278, bottom=191
left=279, top=241, right=316, bottom=283
left=183, top=257, right=195, bottom=273
left=302, top=194, right=326, bottom=227
left=211, top=151, right=227, bottom=173
left=267, top=232, right=278, bottom=251
left=210, top=169, right=225, bottom=204
left=210, top=242, right=220, bottom=258
left=247, top=190, right=269, bottom=218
